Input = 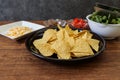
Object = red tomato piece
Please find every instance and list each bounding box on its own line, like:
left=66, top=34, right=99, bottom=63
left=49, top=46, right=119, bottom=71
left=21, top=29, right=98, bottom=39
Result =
left=71, top=18, right=87, bottom=29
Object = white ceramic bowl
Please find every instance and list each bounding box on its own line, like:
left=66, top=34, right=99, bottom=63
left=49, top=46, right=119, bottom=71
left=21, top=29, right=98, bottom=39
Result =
left=86, top=14, right=120, bottom=39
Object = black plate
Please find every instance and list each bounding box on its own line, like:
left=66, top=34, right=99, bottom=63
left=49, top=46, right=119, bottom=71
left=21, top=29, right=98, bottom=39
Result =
left=25, top=26, right=106, bottom=64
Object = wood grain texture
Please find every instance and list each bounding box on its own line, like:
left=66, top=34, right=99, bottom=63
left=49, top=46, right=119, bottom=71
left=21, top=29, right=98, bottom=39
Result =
left=0, top=21, right=120, bottom=80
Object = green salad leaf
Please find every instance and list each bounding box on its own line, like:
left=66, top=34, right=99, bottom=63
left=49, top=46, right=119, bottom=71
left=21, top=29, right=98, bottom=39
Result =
left=89, top=11, right=120, bottom=24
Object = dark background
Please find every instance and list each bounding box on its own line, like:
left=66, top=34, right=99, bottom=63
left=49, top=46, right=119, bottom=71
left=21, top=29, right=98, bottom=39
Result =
left=0, top=0, right=120, bottom=20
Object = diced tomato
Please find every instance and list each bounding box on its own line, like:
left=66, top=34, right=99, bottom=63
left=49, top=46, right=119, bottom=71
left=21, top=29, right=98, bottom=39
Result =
left=71, top=18, right=87, bottom=29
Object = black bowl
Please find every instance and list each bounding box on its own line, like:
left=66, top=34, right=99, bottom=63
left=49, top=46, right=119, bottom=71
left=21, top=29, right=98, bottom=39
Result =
left=25, top=26, right=106, bottom=64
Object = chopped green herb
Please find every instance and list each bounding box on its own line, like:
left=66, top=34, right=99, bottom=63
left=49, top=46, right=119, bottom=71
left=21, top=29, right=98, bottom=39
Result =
left=89, top=12, right=120, bottom=24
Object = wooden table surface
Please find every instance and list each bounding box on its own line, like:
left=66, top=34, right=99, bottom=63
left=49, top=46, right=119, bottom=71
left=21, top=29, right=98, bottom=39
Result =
left=0, top=21, right=120, bottom=80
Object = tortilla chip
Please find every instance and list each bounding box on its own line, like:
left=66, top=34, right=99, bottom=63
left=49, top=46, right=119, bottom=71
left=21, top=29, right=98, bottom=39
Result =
left=87, top=39, right=100, bottom=52
left=34, top=43, right=55, bottom=56
left=51, top=40, right=71, bottom=59
left=42, top=29, right=57, bottom=43
left=64, top=30, right=75, bottom=48
left=77, top=30, right=93, bottom=39
left=64, top=24, right=74, bottom=36
left=71, top=38, right=94, bottom=55
left=72, top=52, right=94, bottom=57
left=57, top=24, right=64, bottom=30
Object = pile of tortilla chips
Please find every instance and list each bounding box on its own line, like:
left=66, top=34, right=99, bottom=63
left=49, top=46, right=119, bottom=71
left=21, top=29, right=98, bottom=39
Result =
left=33, top=25, right=100, bottom=59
